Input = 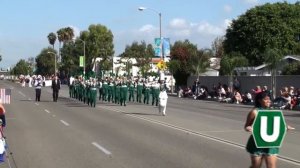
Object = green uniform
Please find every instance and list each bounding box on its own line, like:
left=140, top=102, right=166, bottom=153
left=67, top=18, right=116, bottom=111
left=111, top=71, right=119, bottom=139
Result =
left=120, top=83, right=128, bottom=106
left=69, top=84, right=73, bottom=98
left=108, top=82, right=115, bottom=103
left=143, top=84, right=150, bottom=104
left=128, top=82, right=135, bottom=102
left=79, top=83, right=84, bottom=102
left=136, top=82, right=143, bottom=103
left=89, top=84, right=97, bottom=107
left=115, top=84, right=121, bottom=104
left=84, top=84, right=90, bottom=105
left=152, top=83, right=160, bottom=106
left=102, top=81, right=108, bottom=101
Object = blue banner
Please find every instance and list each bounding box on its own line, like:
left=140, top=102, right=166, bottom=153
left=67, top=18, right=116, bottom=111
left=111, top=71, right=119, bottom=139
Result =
left=154, top=38, right=162, bottom=57
left=163, top=38, right=170, bottom=56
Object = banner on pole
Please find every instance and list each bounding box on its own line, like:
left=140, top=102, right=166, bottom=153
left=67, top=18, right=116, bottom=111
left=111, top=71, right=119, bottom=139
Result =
left=79, top=56, right=85, bottom=67
left=154, top=38, right=162, bottom=57
left=163, top=38, right=170, bottom=56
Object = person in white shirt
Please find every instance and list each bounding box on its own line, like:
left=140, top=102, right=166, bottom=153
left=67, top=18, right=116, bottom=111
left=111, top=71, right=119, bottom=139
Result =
left=159, top=88, right=168, bottom=116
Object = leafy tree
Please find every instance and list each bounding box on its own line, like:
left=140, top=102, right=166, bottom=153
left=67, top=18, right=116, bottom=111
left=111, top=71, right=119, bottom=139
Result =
left=60, top=41, right=80, bottom=77
left=167, top=60, right=180, bottom=92
left=120, top=41, right=153, bottom=77
left=35, top=48, right=57, bottom=76
left=11, top=59, right=30, bottom=76
left=224, top=2, right=300, bottom=66
left=282, top=62, right=300, bottom=75
left=170, top=40, right=198, bottom=86
left=47, top=32, right=57, bottom=49
left=82, top=24, right=114, bottom=74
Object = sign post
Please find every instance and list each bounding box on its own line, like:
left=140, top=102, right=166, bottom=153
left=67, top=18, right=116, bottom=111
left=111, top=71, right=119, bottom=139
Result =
left=252, top=110, right=287, bottom=148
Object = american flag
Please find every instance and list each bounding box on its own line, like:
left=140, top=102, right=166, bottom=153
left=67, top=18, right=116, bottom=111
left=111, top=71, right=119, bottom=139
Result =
left=0, top=88, right=11, bottom=104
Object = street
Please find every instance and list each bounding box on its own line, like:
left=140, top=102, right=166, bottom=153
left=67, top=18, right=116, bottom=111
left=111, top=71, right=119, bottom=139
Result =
left=1, top=80, right=300, bottom=168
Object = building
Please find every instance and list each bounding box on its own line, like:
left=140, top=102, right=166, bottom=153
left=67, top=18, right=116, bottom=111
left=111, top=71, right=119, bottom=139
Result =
left=234, top=55, right=300, bottom=76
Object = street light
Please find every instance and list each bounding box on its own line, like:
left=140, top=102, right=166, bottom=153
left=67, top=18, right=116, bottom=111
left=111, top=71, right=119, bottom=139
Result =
left=138, top=7, right=162, bottom=41
left=138, top=6, right=165, bottom=82
left=47, top=51, right=57, bottom=75
left=78, top=39, right=86, bottom=76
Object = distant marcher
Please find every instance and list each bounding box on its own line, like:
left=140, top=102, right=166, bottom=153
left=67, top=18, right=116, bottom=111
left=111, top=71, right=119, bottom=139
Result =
left=159, top=88, right=168, bottom=116
left=34, top=75, right=43, bottom=102
left=51, top=75, right=61, bottom=102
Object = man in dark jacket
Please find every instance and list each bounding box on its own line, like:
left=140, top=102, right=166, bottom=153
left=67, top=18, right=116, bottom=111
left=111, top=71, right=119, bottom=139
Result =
left=51, top=75, right=61, bottom=102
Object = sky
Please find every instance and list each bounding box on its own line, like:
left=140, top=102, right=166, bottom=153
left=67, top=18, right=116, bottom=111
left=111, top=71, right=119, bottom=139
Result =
left=0, top=0, right=298, bottom=69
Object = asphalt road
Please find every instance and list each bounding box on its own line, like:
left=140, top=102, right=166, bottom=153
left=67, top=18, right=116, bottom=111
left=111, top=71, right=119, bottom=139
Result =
left=0, top=80, right=299, bottom=168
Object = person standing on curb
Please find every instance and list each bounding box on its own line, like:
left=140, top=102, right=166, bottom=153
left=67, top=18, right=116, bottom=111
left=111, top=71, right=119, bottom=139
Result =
left=159, top=87, right=168, bottom=116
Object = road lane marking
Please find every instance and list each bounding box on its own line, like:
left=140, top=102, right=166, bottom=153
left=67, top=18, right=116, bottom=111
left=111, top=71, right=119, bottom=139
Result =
left=28, top=98, right=32, bottom=100
left=35, top=103, right=39, bottom=106
left=92, top=142, right=112, bottom=156
left=60, top=120, right=69, bottom=126
left=97, top=104, right=300, bottom=166
left=44, top=109, right=50, bottom=114
left=18, top=91, right=26, bottom=97
left=123, top=113, right=300, bottom=166
left=52, top=115, right=56, bottom=117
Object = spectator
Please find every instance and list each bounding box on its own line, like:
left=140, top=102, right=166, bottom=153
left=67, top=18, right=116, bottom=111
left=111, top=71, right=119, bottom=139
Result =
left=233, top=90, right=243, bottom=104
left=233, top=78, right=241, bottom=91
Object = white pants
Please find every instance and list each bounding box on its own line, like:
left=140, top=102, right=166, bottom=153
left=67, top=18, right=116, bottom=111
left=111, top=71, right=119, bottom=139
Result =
left=159, top=104, right=167, bottom=116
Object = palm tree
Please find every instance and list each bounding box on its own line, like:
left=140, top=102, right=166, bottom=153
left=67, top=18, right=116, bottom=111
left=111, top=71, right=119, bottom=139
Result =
left=47, top=32, right=57, bottom=49
left=263, top=48, right=283, bottom=99
left=64, top=27, right=74, bottom=42
left=57, top=28, right=65, bottom=63
left=190, top=50, right=210, bottom=80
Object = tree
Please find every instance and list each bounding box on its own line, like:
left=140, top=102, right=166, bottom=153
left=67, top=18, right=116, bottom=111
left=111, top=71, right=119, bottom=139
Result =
left=83, top=24, right=114, bottom=74
left=0, top=54, right=2, bottom=62
left=282, top=62, right=300, bottom=75
left=263, top=48, right=283, bottom=98
left=11, top=59, right=30, bottom=76
left=211, top=36, right=224, bottom=58
left=120, top=41, right=153, bottom=78
left=220, top=52, right=249, bottom=76
left=170, top=40, right=198, bottom=86
left=35, top=48, right=57, bottom=76
left=167, top=60, right=180, bottom=93
left=190, top=50, right=211, bottom=80
left=57, top=27, right=74, bottom=69
left=47, top=32, right=57, bottom=49
left=224, top=2, right=300, bottom=66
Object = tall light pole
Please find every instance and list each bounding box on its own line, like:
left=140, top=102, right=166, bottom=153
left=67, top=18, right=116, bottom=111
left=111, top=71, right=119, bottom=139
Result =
left=139, top=6, right=165, bottom=83
left=47, top=51, right=57, bottom=75
left=138, top=7, right=163, bottom=60
left=78, top=39, right=86, bottom=76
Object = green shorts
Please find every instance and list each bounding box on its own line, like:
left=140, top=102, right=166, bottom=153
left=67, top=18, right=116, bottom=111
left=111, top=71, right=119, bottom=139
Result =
left=246, top=135, right=279, bottom=156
